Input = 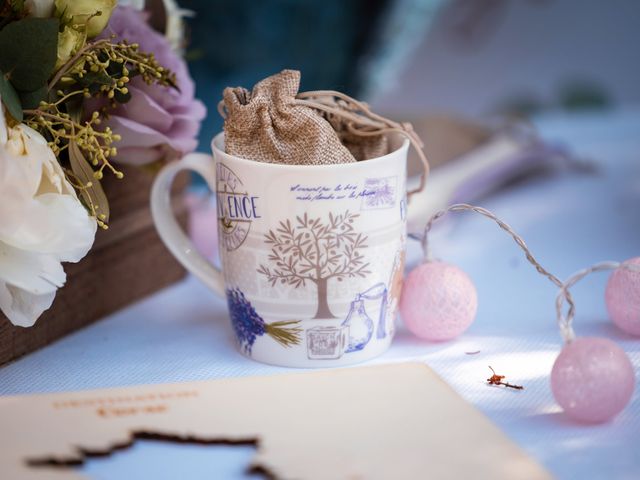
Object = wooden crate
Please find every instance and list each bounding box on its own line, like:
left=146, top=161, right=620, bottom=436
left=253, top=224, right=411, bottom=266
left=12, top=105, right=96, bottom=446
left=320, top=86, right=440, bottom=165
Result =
left=0, top=165, right=190, bottom=366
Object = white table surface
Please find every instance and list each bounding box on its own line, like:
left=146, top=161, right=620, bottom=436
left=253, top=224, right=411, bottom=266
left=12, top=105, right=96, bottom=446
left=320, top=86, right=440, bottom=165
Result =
left=1, top=108, right=639, bottom=480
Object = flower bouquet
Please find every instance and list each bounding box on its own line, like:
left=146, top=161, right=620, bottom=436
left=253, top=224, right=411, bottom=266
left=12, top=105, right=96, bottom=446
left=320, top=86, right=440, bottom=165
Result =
left=0, top=0, right=205, bottom=363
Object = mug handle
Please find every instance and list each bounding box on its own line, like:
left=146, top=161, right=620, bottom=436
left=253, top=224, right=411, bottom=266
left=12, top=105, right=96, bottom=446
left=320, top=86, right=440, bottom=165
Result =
left=150, top=152, right=225, bottom=297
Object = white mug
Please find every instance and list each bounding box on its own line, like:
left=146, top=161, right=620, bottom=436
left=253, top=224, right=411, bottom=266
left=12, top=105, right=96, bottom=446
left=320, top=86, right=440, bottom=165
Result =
left=151, top=132, right=410, bottom=367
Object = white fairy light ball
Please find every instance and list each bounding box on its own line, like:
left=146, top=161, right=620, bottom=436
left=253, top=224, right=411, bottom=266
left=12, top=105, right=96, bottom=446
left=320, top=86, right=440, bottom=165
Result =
left=605, top=256, right=640, bottom=336
left=399, top=261, right=478, bottom=341
left=551, top=337, right=635, bottom=423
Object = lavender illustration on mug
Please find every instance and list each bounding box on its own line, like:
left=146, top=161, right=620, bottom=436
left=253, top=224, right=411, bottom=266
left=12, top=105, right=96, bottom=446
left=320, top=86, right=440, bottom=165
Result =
left=226, top=288, right=302, bottom=353
left=361, top=176, right=397, bottom=210
left=257, top=210, right=371, bottom=319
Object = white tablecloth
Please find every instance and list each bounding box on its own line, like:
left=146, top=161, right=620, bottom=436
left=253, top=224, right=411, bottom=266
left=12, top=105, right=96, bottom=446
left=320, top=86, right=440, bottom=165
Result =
left=1, top=109, right=638, bottom=480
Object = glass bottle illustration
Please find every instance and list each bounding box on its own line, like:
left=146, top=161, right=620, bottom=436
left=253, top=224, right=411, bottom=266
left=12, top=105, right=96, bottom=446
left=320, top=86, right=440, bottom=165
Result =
left=342, top=283, right=388, bottom=352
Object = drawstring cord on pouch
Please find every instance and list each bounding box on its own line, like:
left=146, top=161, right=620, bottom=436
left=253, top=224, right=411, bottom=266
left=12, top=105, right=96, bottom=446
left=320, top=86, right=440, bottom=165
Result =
left=218, top=90, right=430, bottom=197
left=295, top=90, right=430, bottom=197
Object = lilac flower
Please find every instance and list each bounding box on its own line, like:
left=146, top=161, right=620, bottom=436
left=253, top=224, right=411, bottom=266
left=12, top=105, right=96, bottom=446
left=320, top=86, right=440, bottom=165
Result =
left=95, top=6, right=206, bottom=165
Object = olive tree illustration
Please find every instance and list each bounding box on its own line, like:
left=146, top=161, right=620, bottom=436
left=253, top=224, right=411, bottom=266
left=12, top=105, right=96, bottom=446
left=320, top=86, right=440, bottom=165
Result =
left=257, top=210, right=371, bottom=319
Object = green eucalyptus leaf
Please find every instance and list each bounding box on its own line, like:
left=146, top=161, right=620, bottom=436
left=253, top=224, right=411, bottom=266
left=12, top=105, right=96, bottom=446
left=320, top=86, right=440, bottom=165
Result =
left=0, top=71, right=23, bottom=122
left=75, top=70, right=113, bottom=88
left=10, top=0, right=25, bottom=13
left=0, top=18, right=59, bottom=92
left=69, top=140, right=110, bottom=223
left=18, top=84, right=48, bottom=110
left=106, top=59, right=124, bottom=77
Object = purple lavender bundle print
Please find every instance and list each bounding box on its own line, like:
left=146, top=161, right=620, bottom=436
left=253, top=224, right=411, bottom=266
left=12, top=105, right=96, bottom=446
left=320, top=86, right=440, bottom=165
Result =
left=226, top=288, right=302, bottom=353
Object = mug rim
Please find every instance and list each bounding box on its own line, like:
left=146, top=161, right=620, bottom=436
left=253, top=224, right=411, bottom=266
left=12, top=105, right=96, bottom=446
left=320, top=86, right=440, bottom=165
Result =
left=210, top=132, right=409, bottom=170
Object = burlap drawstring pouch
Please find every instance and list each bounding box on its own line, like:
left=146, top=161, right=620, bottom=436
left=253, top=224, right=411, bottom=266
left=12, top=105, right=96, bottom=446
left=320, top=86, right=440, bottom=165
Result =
left=219, top=70, right=354, bottom=166
left=219, top=70, right=430, bottom=195
left=325, top=113, right=390, bottom=161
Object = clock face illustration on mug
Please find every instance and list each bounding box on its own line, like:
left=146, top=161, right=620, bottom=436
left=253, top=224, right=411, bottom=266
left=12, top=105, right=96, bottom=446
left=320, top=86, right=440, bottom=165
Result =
left=216, top=163, right=261, bottom=252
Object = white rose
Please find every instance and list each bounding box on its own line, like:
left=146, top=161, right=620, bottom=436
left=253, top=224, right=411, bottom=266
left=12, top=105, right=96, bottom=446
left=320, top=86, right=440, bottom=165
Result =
left=0, top=105, right=97, bottom=327
left=55, top=26, right=85, bottom=70
left=55, top=0, right=117, bottom=38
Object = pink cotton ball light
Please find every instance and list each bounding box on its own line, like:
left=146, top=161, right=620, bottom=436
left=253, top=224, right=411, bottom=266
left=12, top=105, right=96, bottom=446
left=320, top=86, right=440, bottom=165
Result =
left=551, top=337, right=635, bottom=423
left=399, top=261, right=478, bottom=341
left=605, top=257, right=640, bottom=336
